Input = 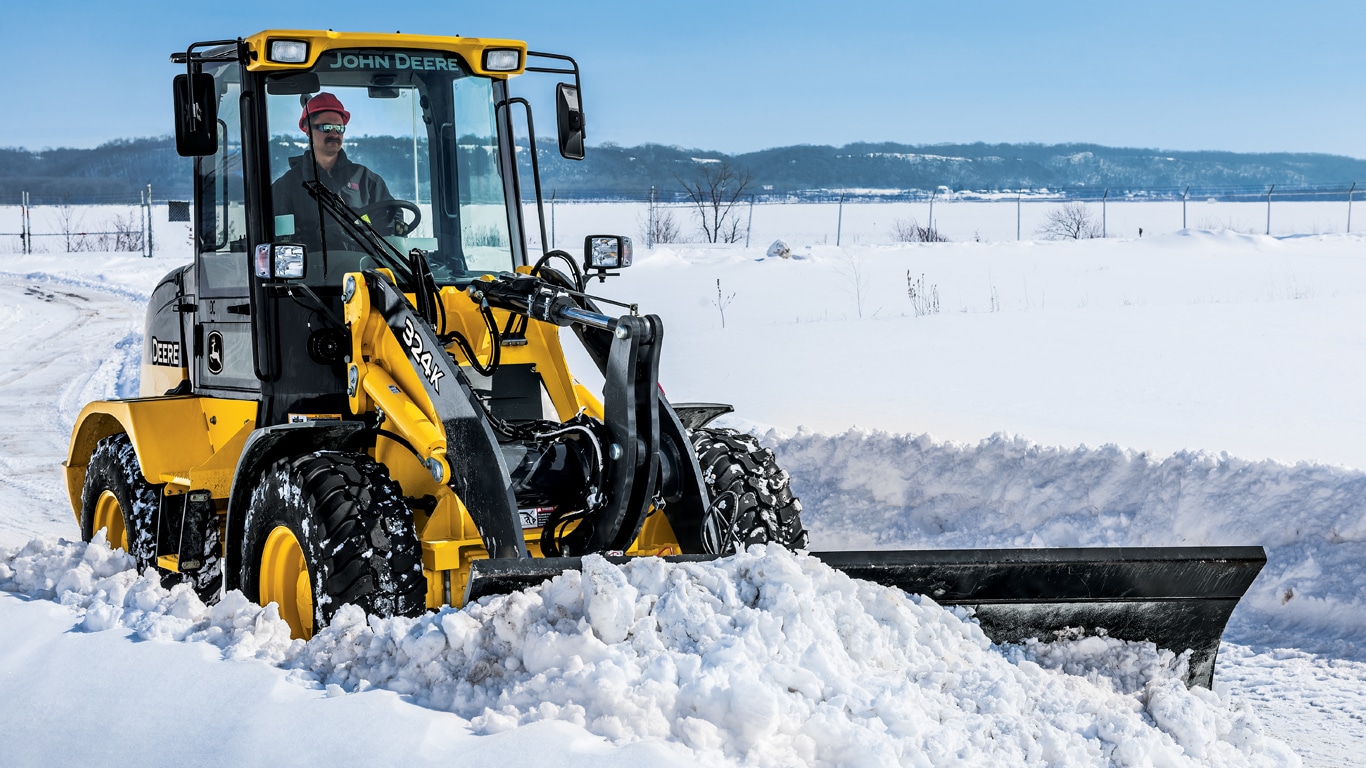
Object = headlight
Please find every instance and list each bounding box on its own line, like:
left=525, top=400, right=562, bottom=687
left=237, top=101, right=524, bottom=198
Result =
left=584, top=235, right=633, bottom=275
left=268, top=40, right=309, bottom=64
left=255, top=243, right=307, bottom=279
left=483, top=49, right=521, bottom=72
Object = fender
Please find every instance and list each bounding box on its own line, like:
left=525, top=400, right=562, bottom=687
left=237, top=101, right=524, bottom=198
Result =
left=64, top=397, right=257, bottom=520
left=670, top=402, right=734, bottom=431
left=222, top=420, right=367, bottom=590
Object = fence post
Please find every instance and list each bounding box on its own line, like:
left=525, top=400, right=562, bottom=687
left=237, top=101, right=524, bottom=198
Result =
left=745, top=194, right=754, bottom=248
left=21, top=191, right=30, bottom=254
left=1349, top=182, right=1356, bottom=234
left=1182, top=186, right=1189, bottom=230
left=1016, top=192, right=1021, bottom=241
left=836, top=192, right=845, bottom=246
left=1102, top=188, right=1109, bottom=238
left=146, top=184, right=154, bottom=257
left=647, top=186, right=655, bottom=249
left=1265, top=184, right=1274, bottom=236
left=139, top=189, right=147, bottom=257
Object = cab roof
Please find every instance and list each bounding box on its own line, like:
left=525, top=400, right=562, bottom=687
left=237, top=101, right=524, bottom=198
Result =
left=242, top=29, right=527, bottom=77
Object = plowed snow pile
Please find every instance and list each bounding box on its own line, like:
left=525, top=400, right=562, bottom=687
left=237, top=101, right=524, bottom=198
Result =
left=777, top=429, right=1366, bottom=654
left=1, top=535, right=1294, bottom=767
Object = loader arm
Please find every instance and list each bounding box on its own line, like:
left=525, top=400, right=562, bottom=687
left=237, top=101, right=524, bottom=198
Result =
left=343, top=270, right=527, bottom=559
left=341, top=269, right=680, bottom=559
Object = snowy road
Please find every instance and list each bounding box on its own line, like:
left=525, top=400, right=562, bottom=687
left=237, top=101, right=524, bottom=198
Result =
left=4, top=236, right=1366, bottom=766
left=0, top=273, right=143, bottom=545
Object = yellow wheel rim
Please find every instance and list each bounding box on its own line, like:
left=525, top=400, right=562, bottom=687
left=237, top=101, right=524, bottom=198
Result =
left=93, top=490, right=128, bottom=552
left=260, top=525, right=314, bottom=640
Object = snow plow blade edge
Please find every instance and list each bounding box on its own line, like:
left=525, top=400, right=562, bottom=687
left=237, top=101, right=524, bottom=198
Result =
left=465, top=546, right=1265, bottom=688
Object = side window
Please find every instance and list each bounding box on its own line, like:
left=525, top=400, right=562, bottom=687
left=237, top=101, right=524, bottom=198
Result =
left=451, top=74, right=513, bottom=273
left=198, top=71, right=247, bottom=297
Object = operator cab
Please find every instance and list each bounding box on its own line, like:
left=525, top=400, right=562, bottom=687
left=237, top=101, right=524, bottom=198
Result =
left=170, top=32, right=591, bottom=424
left=262, top=47, right=518, bottom=286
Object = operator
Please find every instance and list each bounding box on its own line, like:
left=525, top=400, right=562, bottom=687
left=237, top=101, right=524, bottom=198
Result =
left=272, top=92, right=402, bottom=249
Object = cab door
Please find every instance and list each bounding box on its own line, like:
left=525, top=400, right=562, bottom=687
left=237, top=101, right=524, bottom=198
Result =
left=193, top=60, right=259, bottom=396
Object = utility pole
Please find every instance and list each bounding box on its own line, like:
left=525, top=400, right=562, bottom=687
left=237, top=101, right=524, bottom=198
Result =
left=1349, top=182, right=1356, bottom=234
left=1016, top=192, right=1021, bottom=241
left=1182, top=187, right=1189, bottom=230
left=647, top=186, right=655, bottom=248
left=928, top=188, right=938, bottom=235
left=1266, top=184, right=1275, bottom=236
left=1102, top=188, right=1109, bottom=238
left=745, top=194, right=754, bottom=248
left=836, top=193, right=845, bottom=246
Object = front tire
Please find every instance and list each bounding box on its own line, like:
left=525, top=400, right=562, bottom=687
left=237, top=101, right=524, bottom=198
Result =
left=80, top=434, right=161, bottom=571
left=690, top=427, right=809, bottom=554
left=240, top=452, right=426, bottom=640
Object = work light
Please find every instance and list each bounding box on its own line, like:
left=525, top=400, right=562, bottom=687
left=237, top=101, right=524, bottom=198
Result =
left=268, top=40, right=309, bottom=64
left=483, top=49, right=521, bottom=72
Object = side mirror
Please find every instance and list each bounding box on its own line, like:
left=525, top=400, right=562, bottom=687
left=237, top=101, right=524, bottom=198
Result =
left=556, top=83, right=585, bottom=160
left=254, top=243, right=307, bottom=280
left=583, top=235, right=632, bottom=282
left=173, top=73, right=218, bottom=157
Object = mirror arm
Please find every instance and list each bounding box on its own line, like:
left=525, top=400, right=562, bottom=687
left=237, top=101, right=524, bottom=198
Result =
left=179, top=39, right=240, bottom=123
left=525, top=51, right=583, bottom=112
left=495, top=97, right=550, bottom=258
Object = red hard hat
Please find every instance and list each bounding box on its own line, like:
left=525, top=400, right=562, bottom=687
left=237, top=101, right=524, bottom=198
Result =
left=299, top=92, right=351, bottom=132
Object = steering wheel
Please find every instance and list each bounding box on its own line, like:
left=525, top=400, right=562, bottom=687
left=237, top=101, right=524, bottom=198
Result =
left=354, top=199, right=422, bottom=237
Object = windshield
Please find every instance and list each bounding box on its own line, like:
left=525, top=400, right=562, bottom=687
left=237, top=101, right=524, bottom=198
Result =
left=266, top=48, right=516, bottom=286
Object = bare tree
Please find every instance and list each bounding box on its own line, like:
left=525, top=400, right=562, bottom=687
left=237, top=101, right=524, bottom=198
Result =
left=49, top=205, right=87, bottom=252
left=712, top=278, right=736, bottom=328
left=891, top=217, right=948, bottom=243
left=1038, top=202, right=1102, bottom=240
left=907, top=272, right=941, bottom=317
left=835, top=252, right=872, bottom=319
left=95, top=210, right=146, bottom=252
left=640, top=205, right=681, bottom=245
left=677, top=161, right=752, bottom=244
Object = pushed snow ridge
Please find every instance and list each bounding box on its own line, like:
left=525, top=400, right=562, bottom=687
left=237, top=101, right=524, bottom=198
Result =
left=1, top=535, right=1295, bottom=767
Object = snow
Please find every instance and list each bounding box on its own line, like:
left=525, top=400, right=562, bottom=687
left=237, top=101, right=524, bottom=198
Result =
left=2, top=211, right=1365, bottom=764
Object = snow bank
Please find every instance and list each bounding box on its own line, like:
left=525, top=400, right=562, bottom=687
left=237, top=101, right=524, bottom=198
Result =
left=0, top=531, right=297, bottom=662
left=777, top=429, right=1366, bottom=654
left=2, top=535, right=1297, bottom=766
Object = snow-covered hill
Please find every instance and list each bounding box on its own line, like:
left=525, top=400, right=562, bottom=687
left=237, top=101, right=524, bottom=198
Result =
left=3, top=228, right=1365, bottom=766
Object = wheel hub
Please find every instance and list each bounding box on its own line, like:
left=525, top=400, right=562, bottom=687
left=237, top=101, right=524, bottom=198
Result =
left=260, top=525, right=314, bottom=640
left=93, top=490, right=128, bottom=552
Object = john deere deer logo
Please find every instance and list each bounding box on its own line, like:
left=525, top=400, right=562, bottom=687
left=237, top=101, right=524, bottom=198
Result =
left=206, top=331, right=224, bottom=375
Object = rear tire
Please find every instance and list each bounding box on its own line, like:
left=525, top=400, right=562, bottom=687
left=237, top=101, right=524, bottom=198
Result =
left=80, top=434, right=161, bottom=572
left=240, top=452, right=426, bottom=640
left=690, top=427, right=809, bottom=554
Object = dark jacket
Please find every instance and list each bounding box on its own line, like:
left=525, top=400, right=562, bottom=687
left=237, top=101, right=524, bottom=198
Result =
left=271, top=149, right=394, bottom=249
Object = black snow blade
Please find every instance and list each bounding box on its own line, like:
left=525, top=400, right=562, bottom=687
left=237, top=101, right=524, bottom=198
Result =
left=465, top=546, right=1266, bottom=688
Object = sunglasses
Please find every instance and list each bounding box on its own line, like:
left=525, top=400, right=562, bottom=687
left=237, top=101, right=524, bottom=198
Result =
left=310, top=123, right=346, bottom=135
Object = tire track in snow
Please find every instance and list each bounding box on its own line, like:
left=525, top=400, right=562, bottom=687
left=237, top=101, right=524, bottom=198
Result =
left=0, top=272, right=147, bottom=543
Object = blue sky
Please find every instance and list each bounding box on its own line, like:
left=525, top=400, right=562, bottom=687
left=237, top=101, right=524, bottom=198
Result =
left=4, top=1, right=1366, bottom=156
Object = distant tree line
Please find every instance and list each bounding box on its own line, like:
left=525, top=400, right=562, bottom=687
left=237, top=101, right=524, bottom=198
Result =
left=5, top=135, right=1366, bottom=205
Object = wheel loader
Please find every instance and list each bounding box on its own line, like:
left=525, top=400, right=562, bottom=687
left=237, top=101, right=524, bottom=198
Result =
left=64, top=29, right=1264, bottom=687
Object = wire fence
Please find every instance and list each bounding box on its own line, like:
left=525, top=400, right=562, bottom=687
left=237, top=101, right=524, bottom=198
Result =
left=0, top=187, right=175, bottom=256
left=3, top=181, right=1363, bottom=257
left=534, top=183, right=1366, bottom=250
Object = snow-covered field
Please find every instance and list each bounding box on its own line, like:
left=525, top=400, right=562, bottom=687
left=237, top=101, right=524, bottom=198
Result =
left=2, top=209, right=1365, bottom=766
